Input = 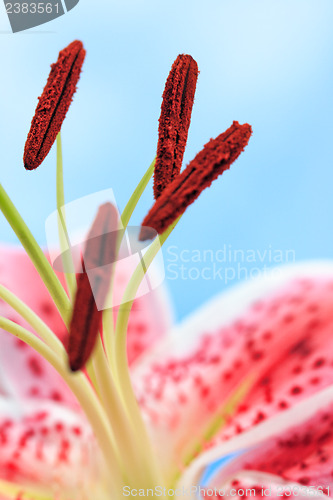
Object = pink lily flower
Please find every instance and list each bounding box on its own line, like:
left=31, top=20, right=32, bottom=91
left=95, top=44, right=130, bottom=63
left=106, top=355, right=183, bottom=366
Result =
left=0, top=244, right=171, bottom=499
left=0, top=41, right=332, bottom=499
left=0, top=248, right=333, bottom=498
left=134, top=263, right=333, bottom=498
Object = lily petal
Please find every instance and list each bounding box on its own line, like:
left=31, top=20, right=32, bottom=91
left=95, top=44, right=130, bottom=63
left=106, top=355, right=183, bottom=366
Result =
left=133, top=262, right=333, bottom=479
left=178, top=385, right=333, bottom=499
left=0, top=396, right=100, bottom=498
left=0, top=245, right=68, bottom=341
left=0, top=245, right=76, bottom=408
left=0, top=245, right=172, bottom=400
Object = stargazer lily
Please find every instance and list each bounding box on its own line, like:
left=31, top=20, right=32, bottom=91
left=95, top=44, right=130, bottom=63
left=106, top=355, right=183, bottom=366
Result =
left=1, top=251, right=333, bottom=499
left=0, top=41, right=331, bottom=500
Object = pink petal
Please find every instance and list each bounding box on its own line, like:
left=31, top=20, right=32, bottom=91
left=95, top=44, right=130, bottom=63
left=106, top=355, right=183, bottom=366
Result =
left=0, top=245, right=172, bottom=402
left=133, top=263, right=333, bottom=476
left=209, top=274, right=333, bottom=444
left=0, top=397, right=99, bottom=496
left=0, top=325, right=78, bottom=408
left=0, top=245, right=68, bottom=342
left=230, top=406, right=333, bottom=489
left=0, top=246, right=77, bottom=408
left=179, top=387, right=333, bottom=498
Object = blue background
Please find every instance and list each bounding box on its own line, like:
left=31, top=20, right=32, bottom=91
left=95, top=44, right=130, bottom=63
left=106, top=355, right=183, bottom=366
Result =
left=1, top=1, right=333, bottom=320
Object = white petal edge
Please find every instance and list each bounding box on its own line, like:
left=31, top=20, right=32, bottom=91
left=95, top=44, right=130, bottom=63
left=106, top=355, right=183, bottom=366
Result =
left=133, top=260, right=333, bottom=366
left=177, top=383, right=333, bottom=497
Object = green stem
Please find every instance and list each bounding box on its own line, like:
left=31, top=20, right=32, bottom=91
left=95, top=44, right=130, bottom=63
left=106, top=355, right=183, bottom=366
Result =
left=0, top=317, right=125, bottom=496
left=56, top=133, right=76, bottom=302
left=0, top=183, right=71, bottom=324
left=103, top=157, right=155, bottom=365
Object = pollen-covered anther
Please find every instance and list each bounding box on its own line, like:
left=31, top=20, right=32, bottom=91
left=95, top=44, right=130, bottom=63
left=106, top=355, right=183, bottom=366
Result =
left=68, top=202, right=118, bottom=372
left=140, top=121, right=252, bottom=240
left=24, top=40, right=86, bottom=171
left=153, top=54, right=199, bottom=199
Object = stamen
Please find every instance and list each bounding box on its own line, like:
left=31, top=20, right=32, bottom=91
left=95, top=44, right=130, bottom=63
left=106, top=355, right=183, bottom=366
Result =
left=24, top=40, right=86, bottom=171
left=140, top=121, right=252, bottom=240
left=68, top=202, right=118, bottom=372
left=153, top=54, right=198, bottom=199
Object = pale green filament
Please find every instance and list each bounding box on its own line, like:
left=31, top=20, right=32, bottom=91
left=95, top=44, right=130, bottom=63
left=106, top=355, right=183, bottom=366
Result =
left=0, top=195, right=145, bottom=490
left=56, top=133, right=76, bottom=301
left=0, top=285, right=122, bottom=475
left=121, top=157, right=156, bottom=228
left=0, top=184, right=71, bottom=324
left=0, top=283, right=63, bottom=354
left=0, top=154, right=169, bottom=492
left=92, top=337, right=162, bottom=488
left=0, top=148, right=189, bottom=496
left=1, top=283, right=137, bottom=490
left=0, top=186, right=127, bottom=493
left=113, top=217, right=181, bottom=480
left=56, top=133, right=100, bottom=397
left=103, top=157, right=156, bottom=365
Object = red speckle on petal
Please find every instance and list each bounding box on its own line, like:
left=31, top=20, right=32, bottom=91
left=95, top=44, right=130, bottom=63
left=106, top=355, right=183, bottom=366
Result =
left=15, top=338, right=28, bottom=349
left=50, top=390, right=63, bottom=402
left=313, top=358, right=325, bottom=369
left=298, top=477, right=310, bottom=485
left=40, top=426, right=49, bottom=436
left=282, top=313, right=295, bottom=324
left=27, top=357, right=44, bottom=377
left=58, top=439, right=70, bottom=462
left=55, top=422, right=64, bottom=432
left=290, top=386, right=303, bottom=396
left=253, top=411, right=266, bottom=424
left=135, top=323, right=147, bottom=335
left=33, top=411, right=48, bottom=421
left=262, top=331, right=272, bottom=341
left=41, top=301, right=54, bottom=316
left=71, top=426, right=82, bottom=436
left=29, top=386, right=40, bottom=397
left=310, top=377, right=321, bottom=385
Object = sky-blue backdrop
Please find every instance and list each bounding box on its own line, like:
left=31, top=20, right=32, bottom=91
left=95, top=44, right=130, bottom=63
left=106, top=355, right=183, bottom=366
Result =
left=1, top=0, right=333, bottom=320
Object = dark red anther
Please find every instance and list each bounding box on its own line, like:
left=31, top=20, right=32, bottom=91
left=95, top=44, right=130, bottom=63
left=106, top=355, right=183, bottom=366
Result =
left=68, top=202, right=118, bottom=372
left=24, top=40, right=86, bottom=170
left=140, top=121, right=252, bottom=240
left=153, top=54, right=198, bottom=199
